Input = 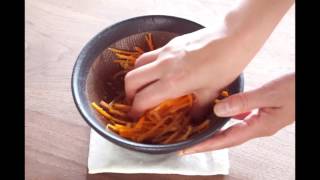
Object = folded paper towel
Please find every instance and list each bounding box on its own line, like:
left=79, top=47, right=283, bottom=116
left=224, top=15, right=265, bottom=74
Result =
left=88, top=130, right=229, bottom=175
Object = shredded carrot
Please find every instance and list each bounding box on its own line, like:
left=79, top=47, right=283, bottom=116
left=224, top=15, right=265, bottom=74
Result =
left=115, top=53, right=136, bottom=62
left=175, top=126, right=193, bottom=142
left=192, top=119, right=210, bottom=134
left=135, top=116, right=145, bottom=129
left=108, top=47, right=140, bottom=55
left=221, top=90, right=229, bottom=97
left=145, top=32, right=155, bottom=50
left=112, top=103, right=131, bottom=111
left=91, top=32, right=230, bottom=144
left=136, top=115, right=169, bottom=142
left=162, top=131, right=180, bottom=144
left=107, top=124, right=119, bottom=132
left=100, top=100, right=126, bottom=117
left=113, top=60, right=127, bottom=69
left=153, top=113, right=183, bottom=139
left=91, top=102, right=129, bottom=124
left=134, top=46, right=144, bottom=54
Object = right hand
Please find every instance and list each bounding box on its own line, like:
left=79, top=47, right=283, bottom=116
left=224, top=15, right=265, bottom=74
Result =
left=125, top=0, right=294, bottom=118
left=125, top=26, right=256, bottom=118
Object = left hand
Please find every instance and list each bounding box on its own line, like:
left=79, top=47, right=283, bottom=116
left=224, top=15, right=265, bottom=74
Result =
left=179, top=73, right=295, bottom=155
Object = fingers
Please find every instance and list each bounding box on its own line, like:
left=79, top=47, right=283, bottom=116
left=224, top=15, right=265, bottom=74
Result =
left=191, top=89, right=220, bottom=118
left=125, top=61, right=163, bottom=100
left=134, top=48, right=162, bottom=68
left=214, top=87, right=270, bottom=117
left=129, top=79, right=182, bottom=118
left=214, top=73, right=295, bottom=118
left=125, top=48, right=165, bottom=100
left=179, top=114, right=263, bottom=155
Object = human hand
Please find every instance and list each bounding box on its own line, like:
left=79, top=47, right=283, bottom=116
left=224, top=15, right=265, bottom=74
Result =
left=179, top=73, right=295, bottom=155
left=125, top=26, right=255, bottom=117
left=125, top=0, right=294, bottom=118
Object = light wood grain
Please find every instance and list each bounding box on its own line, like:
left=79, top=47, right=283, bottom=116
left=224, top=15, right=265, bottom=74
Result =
left=25, top=0, right=295, bottom=179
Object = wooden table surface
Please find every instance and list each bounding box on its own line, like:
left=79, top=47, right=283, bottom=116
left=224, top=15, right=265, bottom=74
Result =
left=25, top=0, right=295, bottom=179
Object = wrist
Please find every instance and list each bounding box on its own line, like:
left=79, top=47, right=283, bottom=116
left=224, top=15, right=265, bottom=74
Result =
left=222, top=0, right=294, bottom=54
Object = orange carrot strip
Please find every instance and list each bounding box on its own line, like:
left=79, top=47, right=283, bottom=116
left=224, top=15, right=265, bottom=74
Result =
left=113, top=59, right=130, bottom=63
left=135, top=116, right=146, bottom=129
left=153, top=114, right=183, bottom=140
left=119, top=130, right=139, bottom=140
left=145, top=33, right=154, bottom=51
left=100, top=100, right=127, bottom=117
left=91, top=102, right=129, bottom=124
left=221, top=90, right=229, bottom=97
left=115, top=53, right=136, bottom=61
left=106, top=124, right=119, bottom=133
left=152, top=131, right=174, bottom=143
left=175, top=126, right=193, bottom=142
left=161, top=131, right=180, bottom=144
left=168, top=100, right=192, bottom=113
left=134, top=46, right=144, bottom=54
left=136, top=115, right=169, bottom=142
left=192, top=119, right=210, bottom=134
left=108, top=47, right=140, bottom=55
left=113, top=60, right=130, bottom=69
left=147, top=111, right=161, bottom=122
left=112, top=103, right=131, bottom=111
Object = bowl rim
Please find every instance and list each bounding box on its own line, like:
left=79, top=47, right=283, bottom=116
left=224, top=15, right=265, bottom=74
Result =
left=71, top=15, right=244, bottom=153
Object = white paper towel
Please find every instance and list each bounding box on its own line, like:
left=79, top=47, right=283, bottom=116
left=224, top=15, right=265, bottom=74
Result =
left=88, top=129, right=229, bottom=175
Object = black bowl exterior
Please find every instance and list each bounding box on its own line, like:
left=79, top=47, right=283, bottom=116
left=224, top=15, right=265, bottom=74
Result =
left=72, top=15, right=244, bottom=154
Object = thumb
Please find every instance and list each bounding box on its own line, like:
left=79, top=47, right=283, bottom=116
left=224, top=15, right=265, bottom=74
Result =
left=214, top=87, right=267, bottom=117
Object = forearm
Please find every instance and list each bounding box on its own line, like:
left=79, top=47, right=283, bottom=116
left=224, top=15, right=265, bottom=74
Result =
left=224, top=0, right=294, bottom=58
left=193, top=0, right=294, bottom=76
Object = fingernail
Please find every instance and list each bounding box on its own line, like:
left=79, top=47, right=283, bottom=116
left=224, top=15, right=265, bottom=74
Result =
left=214, top=102, right=236, bottom=116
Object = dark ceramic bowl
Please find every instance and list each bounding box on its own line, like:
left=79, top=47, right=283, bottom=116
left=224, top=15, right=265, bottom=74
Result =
left=72, top=15, right=244, bottom=154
